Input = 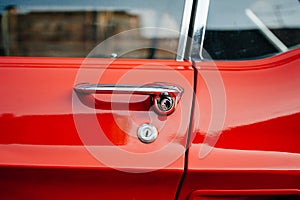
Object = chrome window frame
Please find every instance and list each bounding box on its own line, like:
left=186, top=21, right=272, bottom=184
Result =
left=188, top=0, right=210, bottom=61
left=176, top=0, right=194, bottom=61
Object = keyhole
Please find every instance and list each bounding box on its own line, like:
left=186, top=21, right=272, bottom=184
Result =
left=145, top=129, right=149, bottom=137
left=137, top=124, right=158, bottom=143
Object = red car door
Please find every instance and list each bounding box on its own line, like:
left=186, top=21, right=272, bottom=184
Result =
left=0, top=1, right=195, bottom=199
left=178, top=0, right=300, bottom=199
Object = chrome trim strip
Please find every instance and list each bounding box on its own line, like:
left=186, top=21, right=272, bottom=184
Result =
left=74, top=83, right=183, bottom=97
left=190, top=0, right=210, bottom=60
left=176, top=0, right=194, bottom=61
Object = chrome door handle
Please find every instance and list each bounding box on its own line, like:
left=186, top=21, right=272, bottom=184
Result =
left=74, top=83, right=184, bottom=115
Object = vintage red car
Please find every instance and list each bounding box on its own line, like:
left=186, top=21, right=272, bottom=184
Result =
left=0, top=0, right=299, bottom=199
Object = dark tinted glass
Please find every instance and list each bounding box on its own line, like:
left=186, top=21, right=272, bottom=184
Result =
left=203, top=0, right=300, bottom=60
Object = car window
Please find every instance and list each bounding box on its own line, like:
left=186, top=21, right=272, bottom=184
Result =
left=0, top=0, right=185, bottom=59
left=202, top=0, right=300, bottom=60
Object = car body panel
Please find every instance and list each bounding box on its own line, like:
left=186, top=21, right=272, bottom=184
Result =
left=0, top=57, right=194, bottom=199
left=178, top=48, right=300, bottom=199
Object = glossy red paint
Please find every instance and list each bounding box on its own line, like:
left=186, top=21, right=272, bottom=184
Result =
left=178, top=48, right=300, bottom=199
left=0, top=57, right=194, bottom=199
left=0, top=166, right=183, bottom=200
left=189, top=189, right=300, bottom=200
left=1, top=48, right=300, bottom=199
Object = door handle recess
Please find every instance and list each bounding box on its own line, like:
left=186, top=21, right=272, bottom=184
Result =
left=74, top=83, right=184, bottom=115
